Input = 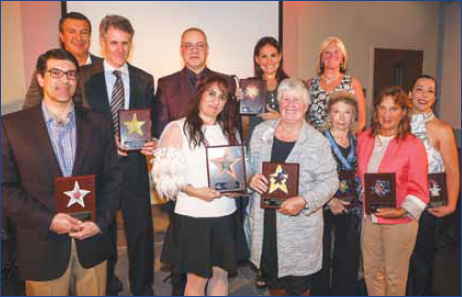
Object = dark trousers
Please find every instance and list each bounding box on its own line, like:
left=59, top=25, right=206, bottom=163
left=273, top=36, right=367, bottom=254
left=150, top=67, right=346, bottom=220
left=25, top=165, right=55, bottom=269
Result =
left=407, top=211, right=440, bottom=296
left=106, top=220, right=121, bottom=295
left=121, top=189, right=154, bottom=296
left=311, top=209, right=361, bottom=296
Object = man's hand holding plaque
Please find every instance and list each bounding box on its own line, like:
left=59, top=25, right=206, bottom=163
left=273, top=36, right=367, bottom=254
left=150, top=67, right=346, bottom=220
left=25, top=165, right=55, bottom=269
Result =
left=118, top=109, right=152, bottom=151
left=259, top=162, right=299, bottom=209
left=55, top=175, right=96, bottom=222
left=206, top=145, right=247, bottom=193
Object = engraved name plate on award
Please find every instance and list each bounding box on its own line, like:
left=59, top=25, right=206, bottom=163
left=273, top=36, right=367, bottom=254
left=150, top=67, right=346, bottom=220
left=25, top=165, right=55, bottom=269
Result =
left=55, top=175, right=96, bottom=221
left=239, top=78, right=267, bottom=115
left=118, top=109, right=152, bottom=150
left=364, top=172, right=396, bottom=214
left=261, top=162, right=299, bottom=209
left=428, top=172, right=447, bottom=208
left=206, top=145, right=247, bottom=193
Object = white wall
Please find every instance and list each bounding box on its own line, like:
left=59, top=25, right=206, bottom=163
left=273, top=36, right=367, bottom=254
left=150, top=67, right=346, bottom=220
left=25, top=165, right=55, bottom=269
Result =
left=440, top=1, right=461, bottom=131
left=283, top=1, right=441, bottom=125
left=1, top=1, right=26, bottom=114
left=67, top=1, right=279, bottom=84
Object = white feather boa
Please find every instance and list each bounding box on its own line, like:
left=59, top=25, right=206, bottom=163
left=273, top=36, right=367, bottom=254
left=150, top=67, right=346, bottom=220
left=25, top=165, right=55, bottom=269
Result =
left=151, top=147, right=187, bottom=201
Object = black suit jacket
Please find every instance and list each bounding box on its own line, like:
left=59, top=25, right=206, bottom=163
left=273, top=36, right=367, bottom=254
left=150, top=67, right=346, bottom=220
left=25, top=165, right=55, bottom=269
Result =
left=85, top=63, right=155, bottom=199
left=1, top=106, right=121, bottom=281
left=23, top=54, right=104, bottom=110
left=155, top=67, right=235, bottom=137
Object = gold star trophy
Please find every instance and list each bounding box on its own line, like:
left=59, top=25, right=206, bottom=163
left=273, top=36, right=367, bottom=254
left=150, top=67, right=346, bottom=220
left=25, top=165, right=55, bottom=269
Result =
left=206, top=145, right=247, bottom=192
left=261, top=162, right=299, bottom=209
left=55, top=175, right=96, bottom=221
left=118, top=109, right=152, bottom=150
left=239, top=78, right=267, bottom=115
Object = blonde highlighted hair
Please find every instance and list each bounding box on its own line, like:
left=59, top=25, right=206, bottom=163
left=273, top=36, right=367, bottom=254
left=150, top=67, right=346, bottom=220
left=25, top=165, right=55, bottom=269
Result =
left=316, top=36, right=348, bottom=75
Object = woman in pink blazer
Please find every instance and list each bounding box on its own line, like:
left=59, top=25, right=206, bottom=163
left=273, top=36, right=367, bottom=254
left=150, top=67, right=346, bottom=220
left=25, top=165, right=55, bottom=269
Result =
left=357, top=86, right=429, bottom=296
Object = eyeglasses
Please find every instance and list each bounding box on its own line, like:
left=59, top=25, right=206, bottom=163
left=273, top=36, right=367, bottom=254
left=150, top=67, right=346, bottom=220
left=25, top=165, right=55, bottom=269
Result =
left=182, top=43, right=207, bottom=51
left=47, top=68, right=79, bottom=80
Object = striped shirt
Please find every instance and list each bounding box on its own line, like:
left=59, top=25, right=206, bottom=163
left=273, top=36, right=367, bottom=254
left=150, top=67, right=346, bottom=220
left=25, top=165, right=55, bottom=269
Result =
left=41, top=102, right=77, bottom=177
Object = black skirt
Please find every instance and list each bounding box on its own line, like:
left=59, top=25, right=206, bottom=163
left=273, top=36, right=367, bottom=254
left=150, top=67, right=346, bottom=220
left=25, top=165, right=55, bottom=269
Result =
left=161, top=211, right=249, bottom=278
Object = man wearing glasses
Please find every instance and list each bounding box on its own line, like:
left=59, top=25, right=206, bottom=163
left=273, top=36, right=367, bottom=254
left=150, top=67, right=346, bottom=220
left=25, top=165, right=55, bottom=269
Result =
left=154, top=27, right=235, bottom=137
left=1, top=48, right=121, bottom=296
left=23, top=12, right=103, bottom=110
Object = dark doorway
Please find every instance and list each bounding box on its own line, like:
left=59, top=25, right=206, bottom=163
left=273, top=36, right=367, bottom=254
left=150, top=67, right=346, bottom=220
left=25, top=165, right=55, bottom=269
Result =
left=373, top=48, right=423, bottom=98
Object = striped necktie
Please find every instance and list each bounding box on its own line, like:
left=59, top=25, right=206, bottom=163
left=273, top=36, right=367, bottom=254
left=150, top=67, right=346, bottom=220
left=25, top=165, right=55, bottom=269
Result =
left=110, top=70, right=125, bottom=135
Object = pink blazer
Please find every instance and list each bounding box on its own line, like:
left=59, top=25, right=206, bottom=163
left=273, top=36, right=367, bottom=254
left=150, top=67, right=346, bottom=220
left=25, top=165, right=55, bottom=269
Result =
left=358, top=129, right=429, bottom=224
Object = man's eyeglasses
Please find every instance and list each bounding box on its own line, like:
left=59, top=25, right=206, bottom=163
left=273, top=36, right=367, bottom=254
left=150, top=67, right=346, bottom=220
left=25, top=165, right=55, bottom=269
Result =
left=47, top=68, right=79, bottom=80
left=182, top=43, right=207, bottom=52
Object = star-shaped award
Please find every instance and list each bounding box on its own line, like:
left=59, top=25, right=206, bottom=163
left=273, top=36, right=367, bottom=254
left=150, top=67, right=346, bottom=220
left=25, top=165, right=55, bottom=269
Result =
left=124, top=113, right=145, bottom=136
left=211, top=149, right=241, bottom=179
left=269, top=165, right=289, bottom=194
left=245, top=83, right=259, bottom=100
left=63, top=181, right=91, bottom=208
left=429, top=180, right=442, bottom=197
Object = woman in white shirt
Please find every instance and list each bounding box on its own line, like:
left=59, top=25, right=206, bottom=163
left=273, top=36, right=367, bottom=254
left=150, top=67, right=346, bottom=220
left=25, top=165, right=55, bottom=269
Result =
left=152, top=75, right=248, bottom=296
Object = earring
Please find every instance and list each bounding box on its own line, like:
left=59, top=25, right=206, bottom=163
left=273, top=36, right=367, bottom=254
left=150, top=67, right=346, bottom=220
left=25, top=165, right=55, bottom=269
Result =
left=340, top=62, right=345, bottom=71
left=320, top=61, right=324, bottom=72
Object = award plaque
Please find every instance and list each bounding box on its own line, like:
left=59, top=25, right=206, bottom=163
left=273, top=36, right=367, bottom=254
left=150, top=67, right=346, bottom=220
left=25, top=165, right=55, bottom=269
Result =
left=364, top=173, right=396, bottom=214
left=261, top=162, right=299, bottom=209
left=118, top=109, right=152, bottom=150
left=336, top=170, right=359, bottom=208
left=55, top=175, right=96, bottom=221
left=206, top=145, right=247, bottom=193
left=428, top=172, right=447, bottom=207
left=239, top=78, right=267, bottom=115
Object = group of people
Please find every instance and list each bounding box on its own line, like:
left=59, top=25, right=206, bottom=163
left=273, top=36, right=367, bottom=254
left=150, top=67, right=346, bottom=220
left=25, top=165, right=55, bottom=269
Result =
left=1, top=11, right=459, bottom=297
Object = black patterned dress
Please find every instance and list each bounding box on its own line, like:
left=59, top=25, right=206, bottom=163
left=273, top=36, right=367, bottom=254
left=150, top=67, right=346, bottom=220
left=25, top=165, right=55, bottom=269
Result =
left=307, top=75, right=354, bottom=131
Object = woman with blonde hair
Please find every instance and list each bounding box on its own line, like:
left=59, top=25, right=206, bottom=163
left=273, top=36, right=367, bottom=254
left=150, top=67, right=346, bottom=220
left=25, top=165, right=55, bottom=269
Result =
left=311, top=91, right=362, bottom=295
left=307, top=37, right=366, bottom=132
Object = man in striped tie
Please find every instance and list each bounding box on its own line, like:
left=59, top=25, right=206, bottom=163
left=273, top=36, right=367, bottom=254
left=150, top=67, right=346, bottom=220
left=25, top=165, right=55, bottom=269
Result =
left=85, top=14, right=157, bottom=296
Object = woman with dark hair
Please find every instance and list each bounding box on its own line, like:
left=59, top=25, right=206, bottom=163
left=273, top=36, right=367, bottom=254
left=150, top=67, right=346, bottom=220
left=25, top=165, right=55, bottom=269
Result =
left=307, top=37, right=366, bottom=132
left=407, top=75, right=460, bottom=295
left=152, top=75, right=248, bottom=296
left=358, top=86, right=429, bottom=296
left=311, top=91, right=362, bottom=296
left=241, top=36, right=289, bottom=144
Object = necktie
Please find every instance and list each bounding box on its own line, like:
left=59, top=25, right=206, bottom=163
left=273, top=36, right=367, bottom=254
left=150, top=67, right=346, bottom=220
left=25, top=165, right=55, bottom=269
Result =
left=110, top=70, right=125, bottom=135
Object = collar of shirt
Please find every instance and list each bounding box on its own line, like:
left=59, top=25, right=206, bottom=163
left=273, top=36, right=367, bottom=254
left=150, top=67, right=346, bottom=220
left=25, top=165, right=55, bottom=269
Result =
left=103, top=60, right=130, bottom=108
left=84, top=55, right=92, bottom=66
left=41, top=101, right=76, bottom=126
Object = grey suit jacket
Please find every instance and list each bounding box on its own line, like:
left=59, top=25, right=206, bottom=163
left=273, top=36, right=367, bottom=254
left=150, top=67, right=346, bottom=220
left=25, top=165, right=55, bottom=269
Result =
left=248, top=119, right=338, bottom=277
left=23, top=54, right=104, bottom=109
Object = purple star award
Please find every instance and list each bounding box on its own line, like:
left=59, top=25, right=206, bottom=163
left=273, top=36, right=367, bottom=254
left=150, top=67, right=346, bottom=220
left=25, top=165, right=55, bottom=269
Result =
left=364, top=173, right=396, bottom=214
left=55, top=175, right=96, bottom=221
left=206, top=145, right=247, bottom=193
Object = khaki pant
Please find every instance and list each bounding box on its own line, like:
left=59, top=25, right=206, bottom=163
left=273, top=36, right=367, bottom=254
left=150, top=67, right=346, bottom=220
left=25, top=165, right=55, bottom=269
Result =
left=26, top=239, right=107, bottom=296
left=361, top=219, right=418, bottom=296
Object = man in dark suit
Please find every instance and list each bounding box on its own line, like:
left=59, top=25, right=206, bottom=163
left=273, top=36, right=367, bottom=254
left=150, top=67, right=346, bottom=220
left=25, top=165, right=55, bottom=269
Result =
left=155, top=27, right=235, bottom=137
left=154, top=27, right=236, bottom=296
left=23, top=12, right=103, bottom=109
left=85, top=15, right=156, bottom=296
left=1, top=48, right=121, bottom=295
